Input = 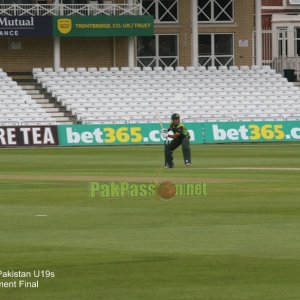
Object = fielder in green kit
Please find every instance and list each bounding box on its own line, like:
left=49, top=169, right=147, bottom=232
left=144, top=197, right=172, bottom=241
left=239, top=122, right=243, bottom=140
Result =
left=161, top=113, right=191, bottom=168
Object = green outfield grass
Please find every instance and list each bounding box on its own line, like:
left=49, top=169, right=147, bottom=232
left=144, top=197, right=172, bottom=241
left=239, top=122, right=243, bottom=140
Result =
left=0, top=144, right=300, bottom=300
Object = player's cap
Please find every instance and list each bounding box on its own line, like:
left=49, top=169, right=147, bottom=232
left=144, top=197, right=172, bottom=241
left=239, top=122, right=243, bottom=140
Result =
left=171, top=113, right=180, bottom=120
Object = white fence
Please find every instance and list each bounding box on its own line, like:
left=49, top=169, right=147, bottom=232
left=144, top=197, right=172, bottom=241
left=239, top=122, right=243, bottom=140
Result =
left=0, top=3, right=142, bottom=16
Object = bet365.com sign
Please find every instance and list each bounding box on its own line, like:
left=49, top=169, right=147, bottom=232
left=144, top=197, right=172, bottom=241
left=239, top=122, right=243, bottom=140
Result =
left=53, top=15, right=154, bottom=37
left=203, top=121, right=300, bottom=143
left=57, top=123, right=201, bottom=146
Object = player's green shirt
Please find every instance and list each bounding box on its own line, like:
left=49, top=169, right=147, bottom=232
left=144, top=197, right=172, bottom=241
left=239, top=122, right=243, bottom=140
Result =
left=168, top=122, right=190, bottom=138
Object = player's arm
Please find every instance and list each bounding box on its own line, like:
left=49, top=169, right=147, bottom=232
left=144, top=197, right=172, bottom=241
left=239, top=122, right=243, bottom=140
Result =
left=167, top=123, right=173, bottom=132
left=161, top=123, right=172, bottom=133
left=167, top=126, right=183, bottom=139
left=167, top=132, right=180, bottom=138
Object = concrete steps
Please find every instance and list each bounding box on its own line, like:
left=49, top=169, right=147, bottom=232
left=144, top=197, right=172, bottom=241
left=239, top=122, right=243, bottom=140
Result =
left=21, top=85, right=36, bottom=90
left=9, top=73, right=76, bottom=124
left=43, top=107, right=60, bottom=113
left=293, top=82, right=300, bottom=89
left=34, top=98, right=51, bottom=104
left=38, top=103, right=58, bottom=108
left=25, top=89, right=42, bottom=95
left=30, top=94, right=47, bottom=99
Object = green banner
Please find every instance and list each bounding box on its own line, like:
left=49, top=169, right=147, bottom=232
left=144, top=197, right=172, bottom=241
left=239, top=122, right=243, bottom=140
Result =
left=57, top=121, right=300, bottom=146
left=1, top=121, right=298, bottom=148
left=58, top=123, right=203, bottom=146
left=203, top=121, right=300, bottom=143
left=53, top=15, right=154, bottom=37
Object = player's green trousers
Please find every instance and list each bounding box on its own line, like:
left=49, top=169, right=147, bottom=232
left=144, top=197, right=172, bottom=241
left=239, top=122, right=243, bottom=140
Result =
left=164, top=137, right=191, bottom=167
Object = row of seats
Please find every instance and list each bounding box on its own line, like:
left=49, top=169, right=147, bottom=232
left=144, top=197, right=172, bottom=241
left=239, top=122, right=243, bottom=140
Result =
left=48, top=83, right=297, bottom=94
left=56, top=95, right=300, bottom=105
left=33, top=65, right=274, bottom=74
left=44, top=81, right=291, bottom=94
left=47, top=85, right=297, bottom=96
left=33, top=65, right=300, bottom=124
left=39, top=75, right=286, bottom=85
left=34, top=68, right=277, bottom=82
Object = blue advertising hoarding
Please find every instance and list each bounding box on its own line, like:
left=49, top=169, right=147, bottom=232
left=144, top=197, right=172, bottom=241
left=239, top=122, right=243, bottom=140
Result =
left=0, top=16, right=52, bottom=37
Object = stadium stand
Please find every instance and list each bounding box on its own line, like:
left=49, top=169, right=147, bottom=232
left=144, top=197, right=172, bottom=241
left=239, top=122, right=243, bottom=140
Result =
left=33, top=65, right=300, bottom=124
left=0, top=71, right=56, bottom=126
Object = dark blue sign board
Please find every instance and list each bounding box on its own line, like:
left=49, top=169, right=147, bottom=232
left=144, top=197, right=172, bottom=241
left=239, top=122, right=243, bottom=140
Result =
left=0, top=16, right=52, bottom=37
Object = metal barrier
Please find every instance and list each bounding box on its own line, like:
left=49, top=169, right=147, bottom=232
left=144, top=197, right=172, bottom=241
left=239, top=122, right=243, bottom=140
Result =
left=0, top=3, right=142, bottom=16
